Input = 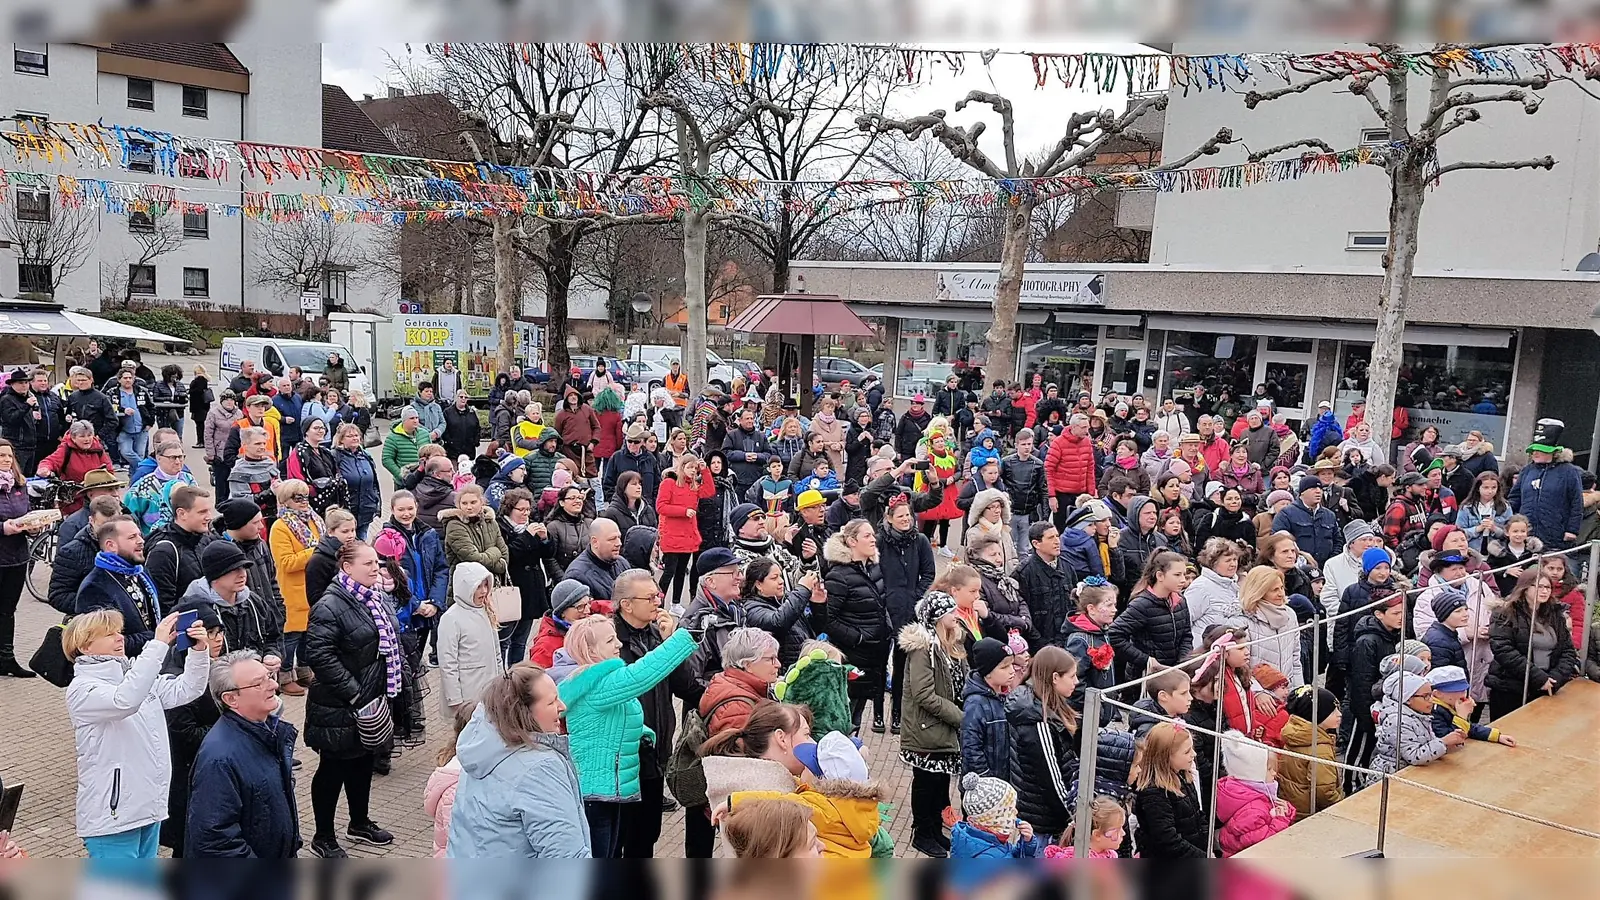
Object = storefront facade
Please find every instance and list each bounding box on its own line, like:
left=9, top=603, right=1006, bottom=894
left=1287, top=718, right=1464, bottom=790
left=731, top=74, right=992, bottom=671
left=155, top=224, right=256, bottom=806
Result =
left=799, top=260, right=1598, bottom=463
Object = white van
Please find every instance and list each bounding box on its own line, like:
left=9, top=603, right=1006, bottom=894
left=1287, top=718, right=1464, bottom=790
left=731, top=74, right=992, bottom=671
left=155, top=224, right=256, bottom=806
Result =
left=629, top=344, right=737, bottom=392
left=220, top=337, right=371, bottom=398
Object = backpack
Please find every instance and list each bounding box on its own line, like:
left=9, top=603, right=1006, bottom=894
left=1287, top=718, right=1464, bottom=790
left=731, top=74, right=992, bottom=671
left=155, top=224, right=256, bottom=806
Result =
left=665, top=695, right=756, bottom=808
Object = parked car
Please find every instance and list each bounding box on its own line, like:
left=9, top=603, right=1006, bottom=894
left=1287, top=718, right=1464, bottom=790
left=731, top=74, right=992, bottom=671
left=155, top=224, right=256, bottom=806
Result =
left=570, top=355, right=633, bottom=389
left=728, top=358, right=764, bottom=391
left=628, top=344, right=737, bottom=393
left=816, top=355, right=873, bottom=389
left=624, top=359, right=671, bottom=391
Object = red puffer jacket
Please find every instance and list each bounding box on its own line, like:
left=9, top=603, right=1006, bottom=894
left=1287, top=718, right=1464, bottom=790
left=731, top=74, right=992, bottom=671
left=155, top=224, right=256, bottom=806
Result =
left=1044, top=432, right=1096, bottom=497
left=36, top=436, right=116, bottom=515
left=655, top=471, right=715, bottom=554
left=1221, top=672, right=1288, bottom=748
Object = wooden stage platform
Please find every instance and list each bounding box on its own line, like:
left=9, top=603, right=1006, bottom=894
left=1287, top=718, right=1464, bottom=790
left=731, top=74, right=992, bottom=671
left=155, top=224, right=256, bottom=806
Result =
left=1239, top=679, right=1600, bottom=859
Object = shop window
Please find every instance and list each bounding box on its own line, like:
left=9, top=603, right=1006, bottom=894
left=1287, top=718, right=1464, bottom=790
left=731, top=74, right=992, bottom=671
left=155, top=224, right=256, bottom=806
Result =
left=1335, top=340, right=1515, bottom=444
left=894, top=318, right=989, bottom=397
left=1161, top=331, right=1257, bottom=405
left=1019, top=322, right=1099, bottom=398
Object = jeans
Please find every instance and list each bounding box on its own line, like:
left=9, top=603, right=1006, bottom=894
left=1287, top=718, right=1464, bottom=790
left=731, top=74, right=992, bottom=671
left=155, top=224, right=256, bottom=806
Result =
left=84, top=822, right=161, bottom=859
left=1009, top=512, right=1034, bottom=558
left=172, top=418, right=185, bottom=440
left=117, top=430, right=149, bottom=469
left=311, top=751, right=374, bottom=840
left=584, top=800, right=626, bottom=858
left=281, top=632, right=300, bottom=673
left=499, top=616, right=533, bottom=668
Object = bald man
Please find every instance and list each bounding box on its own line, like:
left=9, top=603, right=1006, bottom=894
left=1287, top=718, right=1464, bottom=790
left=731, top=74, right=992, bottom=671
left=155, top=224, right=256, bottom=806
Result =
left=562, top=516, right=629, bottom=601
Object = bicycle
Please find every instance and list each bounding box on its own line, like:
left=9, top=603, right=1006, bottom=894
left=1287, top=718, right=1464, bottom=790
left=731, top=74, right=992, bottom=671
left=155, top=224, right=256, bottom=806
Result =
left=22, top=476, right=76, bottom=604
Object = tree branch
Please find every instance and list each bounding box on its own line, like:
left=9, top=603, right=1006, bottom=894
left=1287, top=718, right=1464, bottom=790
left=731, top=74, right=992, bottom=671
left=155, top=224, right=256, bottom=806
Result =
left=1349, top=74, right=1394, bottom=130
left=1433, top=156, right=1555, bottom=178
left=856, top=111, right=1008, bottom=180
left=1245, top=137, right=1337, bottom=162
left=705, top=100, right=794, bottom=154
left=954, top=90, right=1019, bottom=175
left=1244, top=72, right=1349, bottom=109
left=1448, top=75, right=1550, bottom=92
left=1152, top=126, right=1236, bottom=170
left=1422, top=89, right=1541, bottom=133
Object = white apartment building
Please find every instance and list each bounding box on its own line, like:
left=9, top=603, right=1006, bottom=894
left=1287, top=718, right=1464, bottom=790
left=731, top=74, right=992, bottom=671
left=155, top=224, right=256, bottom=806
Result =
left=1, top=42, right=389, bottom=322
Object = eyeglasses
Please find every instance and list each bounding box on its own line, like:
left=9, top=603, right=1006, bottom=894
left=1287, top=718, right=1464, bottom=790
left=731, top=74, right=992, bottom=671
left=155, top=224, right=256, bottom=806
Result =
left=160, top=454, right=185, bottom=461
left=226, top=677, right=275, bottom=694
left=620, top=595, right=659, bottom=604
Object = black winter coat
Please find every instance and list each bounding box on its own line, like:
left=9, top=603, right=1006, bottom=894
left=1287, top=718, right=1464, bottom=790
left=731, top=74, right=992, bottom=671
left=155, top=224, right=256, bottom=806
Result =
left=603, top=447, right=661, bottom=504
left=1133, top=782, right=1210, bottom=858
left=1487, top=600, right=1580, bottom=696
left=1005, top=684, right=1078, bottom=837
left=1000, top=452, right=1048, bottom=518
left=1331, top=578, right=1401, bottom=674
left=48, top=524, right=98, bottom=615
left=959, top=672, right=1009, bottom=778
left=184, top=711, right=300, bottom=858
left=440, top=404, right=481, bottom=461
left=1059, top=615, right=1117, bottom=728
left=1107, top=589, right=1193, bottom=684
left=973, top=559, right=1034, bottom=646
left=1186, top=697, right=1220, bottom=802
left=1422, top=622, right=1467, bottom=673
left=304, top=536, right=342, bottom=615
left=1193, top=506, right=1256, bottom=549
left=722, top=426, right=775, bottom=494
left=500, top=517, right=554, bottom=621
left=144, top=523, right=209, bottom=615
left=614, top=613, right=699, bottom=779
left=821, top=546, right=891, bottom=669
left=1346, top=614, right=1400, bottom=722
left=161, top=656, right=222, bottom=854
left=894, top=410, right=931, bottom=461
left=876, top=522, right=935, bottom=631
left=302, top=580, right=390, bottom=757
left=1014, top=551, right=1076, bottom=647
left=740, top=585, right=818, bottom=670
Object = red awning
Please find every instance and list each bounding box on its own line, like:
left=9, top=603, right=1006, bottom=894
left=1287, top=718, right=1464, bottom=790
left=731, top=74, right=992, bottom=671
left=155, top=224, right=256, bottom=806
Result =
left=723, top=293, right=877, bottom=337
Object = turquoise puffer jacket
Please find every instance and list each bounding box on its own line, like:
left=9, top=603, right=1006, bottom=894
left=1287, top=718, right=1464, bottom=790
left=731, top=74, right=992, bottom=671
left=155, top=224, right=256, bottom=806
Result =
left=557, top=626, right=697, bottom=801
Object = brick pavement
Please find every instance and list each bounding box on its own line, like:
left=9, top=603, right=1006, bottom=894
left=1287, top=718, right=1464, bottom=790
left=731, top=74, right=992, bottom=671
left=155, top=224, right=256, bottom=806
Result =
left=0, top=435, right=927, bottom=857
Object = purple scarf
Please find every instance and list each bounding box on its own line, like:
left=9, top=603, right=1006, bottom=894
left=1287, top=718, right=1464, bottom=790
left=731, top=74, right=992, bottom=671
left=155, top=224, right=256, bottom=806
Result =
left=336, top=572, right=401, bottom=698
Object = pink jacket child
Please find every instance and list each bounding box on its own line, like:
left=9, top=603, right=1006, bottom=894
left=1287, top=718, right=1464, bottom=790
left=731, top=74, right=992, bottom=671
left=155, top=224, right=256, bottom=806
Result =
left=1215, top=734, right=1296, bottom=857
left=423, top=758, right=461, bottom=858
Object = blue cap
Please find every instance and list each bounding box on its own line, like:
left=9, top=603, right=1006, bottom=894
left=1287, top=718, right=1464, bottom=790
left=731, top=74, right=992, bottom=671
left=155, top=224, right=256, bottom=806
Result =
left=1362, top=546, right=1392, bottom=576
left=793, top=736, right=865, bottom=778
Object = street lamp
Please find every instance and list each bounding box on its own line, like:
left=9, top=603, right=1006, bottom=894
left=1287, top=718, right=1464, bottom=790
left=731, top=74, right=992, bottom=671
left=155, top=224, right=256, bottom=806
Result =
left=1589, top=297, right=1600, bottom=474
left=629, top=292, right=653, bottom=340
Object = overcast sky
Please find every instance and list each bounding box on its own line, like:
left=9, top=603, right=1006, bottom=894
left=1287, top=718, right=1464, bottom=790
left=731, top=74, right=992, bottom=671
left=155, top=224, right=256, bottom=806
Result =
left=320, top=23, right=1150, bottom=164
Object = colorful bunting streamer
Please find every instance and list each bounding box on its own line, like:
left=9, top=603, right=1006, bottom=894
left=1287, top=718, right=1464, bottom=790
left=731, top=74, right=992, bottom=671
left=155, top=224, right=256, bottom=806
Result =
left=425, top=42, right=1600, bottom=94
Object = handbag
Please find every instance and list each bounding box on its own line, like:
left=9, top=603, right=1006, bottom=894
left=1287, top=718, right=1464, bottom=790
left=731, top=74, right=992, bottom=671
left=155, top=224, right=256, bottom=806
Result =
left=490, top=585, right=523, bottom=623
left=355, top=696, right=394, bottom=751
left=30, top=620, right=73, bottom=688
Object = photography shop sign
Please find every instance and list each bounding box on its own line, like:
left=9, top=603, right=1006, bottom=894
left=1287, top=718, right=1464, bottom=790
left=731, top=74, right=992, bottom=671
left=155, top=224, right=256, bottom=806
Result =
left=935, top=269, right=1106, bottom=307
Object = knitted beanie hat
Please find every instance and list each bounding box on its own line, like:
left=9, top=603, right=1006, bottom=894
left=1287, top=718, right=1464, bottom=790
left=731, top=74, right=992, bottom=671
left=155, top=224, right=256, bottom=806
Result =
left=1285, top=685, right=1340, bottom=724
left=916, top=591, right=957, bottom=632
left=960, top=773, right=1018, bottom=838
left=1362, top=546, right=1392, bottom=576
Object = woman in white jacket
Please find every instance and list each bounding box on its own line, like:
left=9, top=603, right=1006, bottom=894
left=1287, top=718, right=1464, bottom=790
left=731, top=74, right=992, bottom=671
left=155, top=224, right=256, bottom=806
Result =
left=437, top=562, right=506, bottom=716
left=1185, top=538, right=1246, bottom=646
left=64, top=607, right=211, bottom=858
left=1239, top=565, right=1304, bottom=690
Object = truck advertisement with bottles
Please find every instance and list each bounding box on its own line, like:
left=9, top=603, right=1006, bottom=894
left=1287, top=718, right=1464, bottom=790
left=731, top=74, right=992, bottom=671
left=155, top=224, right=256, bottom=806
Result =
left=328, top=312, right=547, bottom=409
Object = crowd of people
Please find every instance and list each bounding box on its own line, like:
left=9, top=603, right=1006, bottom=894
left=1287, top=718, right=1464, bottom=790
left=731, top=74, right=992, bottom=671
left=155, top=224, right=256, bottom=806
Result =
left=0, top=347, right=1596, bottom=860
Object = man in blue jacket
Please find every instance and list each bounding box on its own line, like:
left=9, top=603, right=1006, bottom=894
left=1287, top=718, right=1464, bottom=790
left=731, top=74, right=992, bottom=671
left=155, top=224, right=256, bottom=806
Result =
left=186, top=650, right=301, bottom=858
left=1513, top=418, right=1584, bottom=550
left=1273, top=476, right=1341, bottom=565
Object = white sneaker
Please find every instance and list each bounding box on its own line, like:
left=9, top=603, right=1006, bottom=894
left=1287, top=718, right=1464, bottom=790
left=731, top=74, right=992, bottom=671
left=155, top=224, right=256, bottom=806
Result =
left=936, top=546, right=956, bottom=559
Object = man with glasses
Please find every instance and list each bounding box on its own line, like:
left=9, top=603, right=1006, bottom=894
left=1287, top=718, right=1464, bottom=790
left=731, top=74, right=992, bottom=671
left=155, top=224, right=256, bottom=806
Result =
left=123, top=440, right=198, bottom=536
left=611, top=568, right=697, bottom=856
left=603, top=423, right=661, bottom=504
left=185, top=649, right=300, bottom=858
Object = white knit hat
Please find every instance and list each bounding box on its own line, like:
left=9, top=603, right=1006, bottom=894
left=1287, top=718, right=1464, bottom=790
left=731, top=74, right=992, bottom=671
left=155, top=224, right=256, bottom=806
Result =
left=1220, top=731, right=1270, bottom=782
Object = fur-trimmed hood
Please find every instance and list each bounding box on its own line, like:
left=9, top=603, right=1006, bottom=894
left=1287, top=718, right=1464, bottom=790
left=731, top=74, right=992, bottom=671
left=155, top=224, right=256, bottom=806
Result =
left=438, top=505, right=496, bottom=524
left=966, top=487, right=1012, bottom=527
left=898, top=622, right=935, bottom=653
left=1462, top=440, right=1496, bottom=458
left=1486, top=534, right=1543, bottom=559
left=804, top=777, right=884, bottom=802
left=823, top=531, right=861, bottom=565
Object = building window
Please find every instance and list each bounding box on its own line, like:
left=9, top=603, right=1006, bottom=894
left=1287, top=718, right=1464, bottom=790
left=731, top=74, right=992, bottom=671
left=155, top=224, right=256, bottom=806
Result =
left=12, top=111, right=47, bottom=134
left=127, top=77, right=154, bottom=111
left=322, top=267, right=350, bottom=305
left=181, top=85, right=208, bottom=118
left=128, top=265, right=156, bottom=295
left=1359, top=127, right=1389, bottom=147
left=183, top=267, right=209, bottom=297
left=17, top=262, right=51, bottom=295
left=178, top=149, right=208, bottom=179
left=1347, top=231, right=1388, bottom=251
left=183, top=207, right=208, bottom=238
left=128, top=210, right=155, bottom=233
left=1160, top=331, right=1258, bottom=409
left=13, top=44, right=47, bottom=76
left=15, top=189, right=49, bottom=223
left=1334, top=340, right=1516, bottom=444
left=128, top=140, right=155, bottom=173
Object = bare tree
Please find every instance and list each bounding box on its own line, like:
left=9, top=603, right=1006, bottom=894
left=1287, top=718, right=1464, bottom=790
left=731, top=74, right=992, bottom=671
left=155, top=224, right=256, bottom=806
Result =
left=254, top=219, right=371, bottom=307
left=860, top=94, right=1233, bottom=382
left=641, top=91, right=793, bottom=397
left=0, top=188, right=96, bottom=297
left=1243, top=45, right=1556, bottom=444
left=407, top=45, right=677, bottom=375
left=100, top=212, right=185, bottom=308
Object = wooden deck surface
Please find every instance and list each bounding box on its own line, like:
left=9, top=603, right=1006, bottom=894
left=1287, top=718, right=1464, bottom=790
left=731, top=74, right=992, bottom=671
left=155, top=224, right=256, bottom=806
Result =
left=1239, top=679, right=1600, bottom=859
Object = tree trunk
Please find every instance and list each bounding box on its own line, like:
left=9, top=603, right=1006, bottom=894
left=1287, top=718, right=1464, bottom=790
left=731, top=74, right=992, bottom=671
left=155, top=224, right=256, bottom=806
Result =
left=492, top=215, right=517, bottom=374
left=985, top=198, right=1035, bottom=387
left=545, top=231, right=575, bottom=377
left=1368, top=160, right=1427, bottom=450
left=764, top=203, right=793, bottom=384
left=683, top=208, right=711, bottom=399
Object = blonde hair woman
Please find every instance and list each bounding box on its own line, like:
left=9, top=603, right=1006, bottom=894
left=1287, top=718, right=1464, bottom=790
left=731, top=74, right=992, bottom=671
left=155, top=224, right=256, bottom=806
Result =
left=1239, top=565, right=1304, bottom=690
left=723, top=797, right=823, bottom=858
left=64, top=608, right=210, bottom=857
left=269, top=478, right=323, bottom=692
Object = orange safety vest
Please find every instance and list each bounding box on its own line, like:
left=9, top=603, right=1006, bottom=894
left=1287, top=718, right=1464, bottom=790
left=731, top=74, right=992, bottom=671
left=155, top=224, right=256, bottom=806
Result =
left=664, top=372, right=689, bottom=407
left=234, top=414, right=281, bottom=462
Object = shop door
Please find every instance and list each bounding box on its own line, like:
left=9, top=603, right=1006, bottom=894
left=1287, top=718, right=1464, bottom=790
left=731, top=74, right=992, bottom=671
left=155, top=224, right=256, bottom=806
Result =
left=1099, top=343, right=1144, bottom=398
left=1255, top=337, right=1318, bottom=425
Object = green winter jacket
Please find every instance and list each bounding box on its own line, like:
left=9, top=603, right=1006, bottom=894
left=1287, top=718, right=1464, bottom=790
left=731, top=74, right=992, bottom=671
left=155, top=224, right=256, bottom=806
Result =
left=440, top=507, right=509, bottom=601
left=896, top=623, right=964, bottom=756
left=381, top=422, right=428, bottom=481
left=558, top=627, right=698, bottom=801
left=524, top=446, right=564, bottom=494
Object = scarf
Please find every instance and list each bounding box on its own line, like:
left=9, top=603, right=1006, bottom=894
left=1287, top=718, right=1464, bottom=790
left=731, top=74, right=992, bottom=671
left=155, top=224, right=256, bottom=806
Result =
left=278, top=506, right=325, bottom=548
left=0, top=470, right=13, bottom=492
left=971, top=558, right=1023, bottom=613
left=94, top=551, right=159, bottom=629
left=336, top=572, right=402, bottom=698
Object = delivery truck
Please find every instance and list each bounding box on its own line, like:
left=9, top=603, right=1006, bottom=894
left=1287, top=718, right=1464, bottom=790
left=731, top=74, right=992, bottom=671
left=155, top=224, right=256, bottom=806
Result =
left=328, top=312, right=547, bottom=414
